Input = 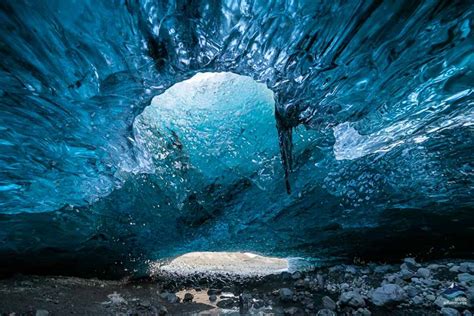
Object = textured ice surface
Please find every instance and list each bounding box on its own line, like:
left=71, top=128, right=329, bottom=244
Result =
left=0, top=0, right=473, bottom=276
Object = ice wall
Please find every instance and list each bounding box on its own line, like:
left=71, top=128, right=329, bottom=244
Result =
left=0, top=0, right=472, bottom=276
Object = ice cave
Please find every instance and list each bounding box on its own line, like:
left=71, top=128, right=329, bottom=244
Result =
left=0, top=0, right=473, bottom=314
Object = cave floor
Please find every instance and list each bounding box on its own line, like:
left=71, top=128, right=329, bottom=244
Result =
left=0, top=259, right=473, bottom=315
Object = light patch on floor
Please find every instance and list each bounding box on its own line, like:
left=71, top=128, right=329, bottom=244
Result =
left=152, top=252, right=289, bottom=276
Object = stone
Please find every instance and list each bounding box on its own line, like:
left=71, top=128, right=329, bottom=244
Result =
left=345, top=266, right=357, bottom=274
left=370, top=284, right=407, bottom=306
left=412, top=295, right=423, bottom=305
left=340, top=283, right=350, bottom=290
left=353, top=307, right=372, bottom=316
left=441, top=307, right=461, bottom=316
left=463, top=310, right=473, bottom=316
left=458, top=273, right=474, bottom=283
left=279, top=288, right=294, bottom=302
left=294, top=279, right=306, bottom=289
left=426, top=294, right=436, bottom=301
left=416, top=267, right=431, bottom=278
left=183, top=293, right=194, bottom=302
left=158, top=305, right=168, bottom=316
left=403, top=257, right=418, bottom=267
left=105, top=292, right=127, bottom=305
left=404, top=285, right=419, bottom=298
left=253, top=300, right=264, bottom=309
left=292, top=271, right=302, bottom=280
left=450, top=266, right=461, bottom=273
left=329, top=265, right=344, bottom=273
left=160, top=292, right=178, bottom=304
left=428, top=264, right=441, bottom=270
left=209, top=294, right=217, bottom=302
left=339, top=291, right=366, bottom=307
left=399, top=269, right=414, bottom=280
left=207, top=288, right=222, bottom=295
left=316, top=273, right=325, bottom=287
left=35, top=310, right=49, bottom=316
left=216, top=299, right=235, bottom=309
left=435, top=295, right=450, bottom=308
left=459, top=262, right=474, bottom=273
left=284, top=307, right=303, bottom=315
left=316, top=309, right=336, bottom=316
left=374, top=265, right=394, bottom=274
left=402, top=258, right=419, bottom=271
left=322, top=296, right=336, bottom=311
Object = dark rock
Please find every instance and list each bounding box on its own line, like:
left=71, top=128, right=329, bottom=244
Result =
left=160, top=292, right=178, bottom=304
left=207, top=288, right=222, bottom=296
left=158, top=305, right=168, bottom=316
left=253, top=300, right=264, bottom=309
left=316, top=309, right=336, bottom=316
left=216, top=298, right=235, bottom=309
left=279, top=288, right=294, bottom=302
left=354, top=307, right=372, bottom=316
left=209, top=294, right=217, bottom=302
left=322, top=296, right=336, bottom=311
left=284, top=307, right=303, bottom=315
left=35, top=310, right=49, bottom=316
left=183, top=292, right=194, bottom=302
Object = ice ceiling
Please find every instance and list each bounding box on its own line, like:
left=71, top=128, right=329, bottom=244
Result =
left=0, top=0, right=473, bottom=277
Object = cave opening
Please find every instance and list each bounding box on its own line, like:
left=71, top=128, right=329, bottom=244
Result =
left=133, top=71, right=279, bottom=187
left=152, top=252, right=290, bottom=276
left=132, top=72, right=292, bottom=271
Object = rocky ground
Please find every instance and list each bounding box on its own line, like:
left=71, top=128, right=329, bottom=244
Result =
left=0, top=258, right=473, bottom=315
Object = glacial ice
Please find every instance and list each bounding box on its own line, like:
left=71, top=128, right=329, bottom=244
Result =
left=0, top=0, right=473, bottom=276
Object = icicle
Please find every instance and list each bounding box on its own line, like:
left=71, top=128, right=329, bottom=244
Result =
left=276, top=111, right=294, bottom=195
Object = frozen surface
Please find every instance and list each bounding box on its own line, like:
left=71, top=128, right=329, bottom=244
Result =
left=0, top=0, right=473, bottom=276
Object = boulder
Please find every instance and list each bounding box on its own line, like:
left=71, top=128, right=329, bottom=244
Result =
left=370, top=284, right=407, bottom=306
left=339, top=291, right=366, bottom=307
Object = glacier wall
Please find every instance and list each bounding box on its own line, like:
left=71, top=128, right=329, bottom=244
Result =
left=0, top=0, right=473, bottom=277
